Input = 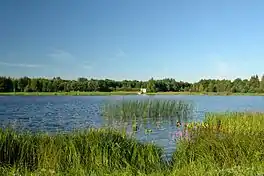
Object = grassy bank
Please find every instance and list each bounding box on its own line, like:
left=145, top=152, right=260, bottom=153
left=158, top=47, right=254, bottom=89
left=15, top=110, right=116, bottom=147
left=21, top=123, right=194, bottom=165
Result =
left=0, top=112, right=264, bottom=175
left=1, top=91, right=264, bottom=96
left=171, top=112, right=264, bottom=175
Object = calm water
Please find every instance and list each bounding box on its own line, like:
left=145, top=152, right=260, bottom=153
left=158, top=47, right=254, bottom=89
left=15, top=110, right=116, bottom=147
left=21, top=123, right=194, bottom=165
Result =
left=1, top=95, right=264, bottom=158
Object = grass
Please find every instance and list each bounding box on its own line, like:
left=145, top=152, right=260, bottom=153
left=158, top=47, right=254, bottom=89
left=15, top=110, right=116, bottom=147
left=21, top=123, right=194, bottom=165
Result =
left=0, top=127, right=167, bottom=175
left=1, top=91, right=264, bottom=96
left=171, top=112, right=264, bottom=175
left=0, top=112, right=264, bottom=175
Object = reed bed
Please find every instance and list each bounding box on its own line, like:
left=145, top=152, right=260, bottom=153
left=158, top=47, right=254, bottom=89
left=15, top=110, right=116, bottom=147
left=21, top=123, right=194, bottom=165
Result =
left=101, top=99, right=194, bottom=129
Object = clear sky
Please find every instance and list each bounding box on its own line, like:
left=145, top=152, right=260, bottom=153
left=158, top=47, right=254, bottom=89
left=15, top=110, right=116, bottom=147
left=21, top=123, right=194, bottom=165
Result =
left=1, top=0, right=264, bottom=82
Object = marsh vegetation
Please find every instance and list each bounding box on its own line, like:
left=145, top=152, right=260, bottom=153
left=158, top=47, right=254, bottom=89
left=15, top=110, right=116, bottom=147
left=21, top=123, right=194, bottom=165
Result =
left=101, top=99, right=194, bottom=130
left=0, top=103, right=263, bottom=175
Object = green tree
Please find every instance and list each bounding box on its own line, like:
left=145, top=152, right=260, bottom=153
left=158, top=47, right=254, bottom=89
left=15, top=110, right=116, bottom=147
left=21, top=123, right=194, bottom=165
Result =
left=207, top=82, right=215, bottom=92
left=260, top=75, right=264, bottom=93
left=198, top=84, right=204, bottom=92
left=147, top=78, right=157, bottom=93
left=12, top=79, right=18, bottom=92
left=30, top=79, right=39, bottom=92
left=248, top=75, right=260, bottom=93
left=47, top=81, right=53, bottom=92
left=18, top=77, right=30, bottom=92
left=0, top=77, right=13, bottom=92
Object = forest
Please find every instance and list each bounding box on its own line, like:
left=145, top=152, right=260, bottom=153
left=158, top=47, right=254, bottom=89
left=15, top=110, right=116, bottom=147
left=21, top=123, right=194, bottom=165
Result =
left=0, top=75, right=264, bottom=93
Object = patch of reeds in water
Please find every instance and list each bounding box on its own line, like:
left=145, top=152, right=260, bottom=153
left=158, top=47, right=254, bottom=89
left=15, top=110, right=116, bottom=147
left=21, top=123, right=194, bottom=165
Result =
left=101, top=99, right=194, bottom=129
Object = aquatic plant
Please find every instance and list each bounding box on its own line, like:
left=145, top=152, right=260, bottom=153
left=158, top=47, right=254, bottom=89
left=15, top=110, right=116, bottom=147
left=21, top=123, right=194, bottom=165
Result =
left=101, top=99, right=194, bottom=130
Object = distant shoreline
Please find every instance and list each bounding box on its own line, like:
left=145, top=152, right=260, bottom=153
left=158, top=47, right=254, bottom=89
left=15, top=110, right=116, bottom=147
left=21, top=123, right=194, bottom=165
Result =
left=0, top=91, right=264, bottom=96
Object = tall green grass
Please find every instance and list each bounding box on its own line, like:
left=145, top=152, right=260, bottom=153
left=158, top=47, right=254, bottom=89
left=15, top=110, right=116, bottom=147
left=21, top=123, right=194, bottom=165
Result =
left=205, top=112, right=264, bottom=133
left=1, top=112, right=264, bottom=175
left=0, top=128, right=166, bottom=175
left=172, top=112, right=264, bottom=175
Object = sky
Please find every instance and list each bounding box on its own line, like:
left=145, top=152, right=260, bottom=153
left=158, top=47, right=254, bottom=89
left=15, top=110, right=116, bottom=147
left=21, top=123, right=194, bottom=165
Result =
left=1, top=0, right=264, bottom=82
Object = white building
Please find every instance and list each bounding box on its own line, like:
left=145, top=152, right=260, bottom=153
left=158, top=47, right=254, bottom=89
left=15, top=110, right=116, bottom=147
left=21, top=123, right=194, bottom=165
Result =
left=140, top=88, right=147, bottom=94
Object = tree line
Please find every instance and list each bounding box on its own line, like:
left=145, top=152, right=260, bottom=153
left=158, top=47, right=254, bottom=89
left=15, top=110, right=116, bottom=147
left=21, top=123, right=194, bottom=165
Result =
left=0, top=75, right=264, bottom=93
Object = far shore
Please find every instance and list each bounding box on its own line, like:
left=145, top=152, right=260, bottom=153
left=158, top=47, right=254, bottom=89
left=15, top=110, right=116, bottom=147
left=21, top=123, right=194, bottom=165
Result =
left=1, top=91, right=264, bottom=96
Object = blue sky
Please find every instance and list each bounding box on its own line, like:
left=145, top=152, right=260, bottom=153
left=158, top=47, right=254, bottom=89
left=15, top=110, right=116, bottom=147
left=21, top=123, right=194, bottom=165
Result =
left=1, top=0, right=264, bottom=82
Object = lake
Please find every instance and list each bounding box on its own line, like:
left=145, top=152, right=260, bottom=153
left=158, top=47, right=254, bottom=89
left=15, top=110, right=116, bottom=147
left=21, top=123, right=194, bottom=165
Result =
left=1, top=95, right=264, bottom=158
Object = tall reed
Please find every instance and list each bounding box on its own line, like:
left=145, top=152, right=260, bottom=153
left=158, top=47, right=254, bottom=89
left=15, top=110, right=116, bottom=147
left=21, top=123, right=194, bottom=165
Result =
left=0, top=127, right=166, bottom=175
left=172, top=112, right=264, bottom=175
left=101, top=99, right=194, bottom=128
